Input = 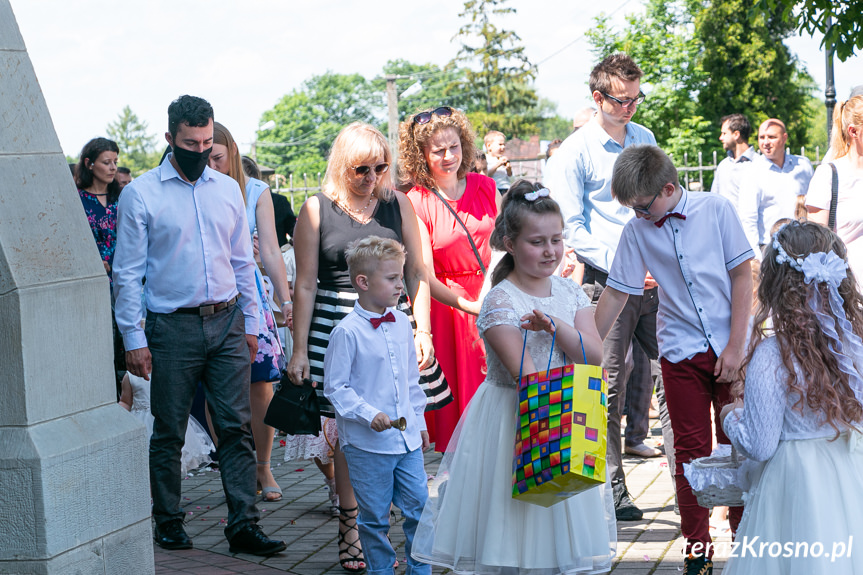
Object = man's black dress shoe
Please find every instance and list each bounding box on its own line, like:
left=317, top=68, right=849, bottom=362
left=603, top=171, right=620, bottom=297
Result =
left=613, top=483, right=644, bottom=521
left=154, top=519, right=193, bottom=550
left=228, top=522, right=287, bottom=556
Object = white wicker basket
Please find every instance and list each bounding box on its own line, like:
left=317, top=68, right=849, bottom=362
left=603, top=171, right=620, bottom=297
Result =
left=686, top=447, right=745, bottom=508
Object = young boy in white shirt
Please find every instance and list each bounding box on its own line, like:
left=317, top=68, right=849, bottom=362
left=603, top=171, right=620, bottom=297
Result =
left=594, top=145, right=754, bottom=575
left=324, top=235, right=430, bottom=575
left=484, top=130, right=512, bottom=193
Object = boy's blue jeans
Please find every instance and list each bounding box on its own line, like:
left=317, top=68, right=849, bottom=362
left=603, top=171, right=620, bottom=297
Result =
left=342, top=444, right=430, bottom=575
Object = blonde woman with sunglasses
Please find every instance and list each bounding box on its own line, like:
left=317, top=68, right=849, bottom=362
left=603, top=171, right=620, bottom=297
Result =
left=398, top=107, right=502, bottom=452
left=287, top=122, right=438, bottom=573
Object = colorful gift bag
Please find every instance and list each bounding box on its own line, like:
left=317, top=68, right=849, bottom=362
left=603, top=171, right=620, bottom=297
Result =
left=512, top=325, right=608, bottom=507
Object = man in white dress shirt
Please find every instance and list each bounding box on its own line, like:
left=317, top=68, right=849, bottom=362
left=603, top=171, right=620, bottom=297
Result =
left=738, top=118, right=813, bottom=257
left=710, top=113, right=756, bottom=213
left=113, top=95, right=286, bottom=556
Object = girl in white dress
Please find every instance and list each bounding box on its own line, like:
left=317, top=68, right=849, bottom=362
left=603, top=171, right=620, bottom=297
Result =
left=412, top=181, right=617, bottom=575
left=119, top=373, right=214, bottom=477
left=722, top=221, right=863, bottom=574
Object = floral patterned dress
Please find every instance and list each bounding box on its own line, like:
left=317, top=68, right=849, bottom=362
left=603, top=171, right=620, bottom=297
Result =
left=78, top=189, right=118, bottom=287
left=245, top=178, right=286, bottom=383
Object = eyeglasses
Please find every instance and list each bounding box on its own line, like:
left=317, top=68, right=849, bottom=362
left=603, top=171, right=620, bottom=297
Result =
left=352, top=163, right=390, bottom=177
left=601, top=91, right=645, bottom=108
left=631, top=191, right=661, bottom=215
left=412, top=106, right=454, bottom=125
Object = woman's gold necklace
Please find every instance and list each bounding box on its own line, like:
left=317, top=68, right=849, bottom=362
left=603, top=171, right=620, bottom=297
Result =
left=341, top=194, right=375, bottom=216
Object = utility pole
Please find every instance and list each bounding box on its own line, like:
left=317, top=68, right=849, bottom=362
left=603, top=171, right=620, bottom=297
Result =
left=825, top=15, right=837, bottom=145
left=386, top=75, right=401, bottom=178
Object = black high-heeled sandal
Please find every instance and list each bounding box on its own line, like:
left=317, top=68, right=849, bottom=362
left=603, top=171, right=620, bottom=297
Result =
left=337, top=506, right=366, bottom=573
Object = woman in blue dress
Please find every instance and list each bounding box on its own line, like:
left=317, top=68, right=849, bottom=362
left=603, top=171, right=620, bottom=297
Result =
left=209, top=122, right=293, bottom=502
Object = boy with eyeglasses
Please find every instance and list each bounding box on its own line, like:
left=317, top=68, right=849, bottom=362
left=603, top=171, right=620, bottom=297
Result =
left=594, top=144, right=754, bottom=575
left=544, top=52, right=669, bottom=523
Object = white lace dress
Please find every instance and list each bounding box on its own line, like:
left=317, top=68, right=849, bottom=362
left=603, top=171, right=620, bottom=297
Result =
left=723, top=337, right=863, bottom=574
left=128, top=374, right=214, bottom=477
left=412, top=276, right=617, bottom=575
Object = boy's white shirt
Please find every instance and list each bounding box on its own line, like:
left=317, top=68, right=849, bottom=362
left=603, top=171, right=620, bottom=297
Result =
left=323, top=301, right=426, bottom=454
left=606, top=188, right=754, bottom=363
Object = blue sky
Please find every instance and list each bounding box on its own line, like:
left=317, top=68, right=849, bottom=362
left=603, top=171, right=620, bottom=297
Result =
left=9, top=0, right=862, bottom=157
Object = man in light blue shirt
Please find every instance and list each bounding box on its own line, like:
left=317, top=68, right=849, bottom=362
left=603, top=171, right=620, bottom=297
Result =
left=711, top=113, right=757, bottom=213
left=545, top=53, right=662, bottom=522
left=112, top=95, right=285, bottom=557
left=738, top=118, right=813, bottom=258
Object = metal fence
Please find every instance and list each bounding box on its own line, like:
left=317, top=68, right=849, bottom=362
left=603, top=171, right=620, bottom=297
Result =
left=673, top=147, right=823, bottom=191
left=272, top=172, right=324, bottom=211
left=272, top=147, right=825, bottom=208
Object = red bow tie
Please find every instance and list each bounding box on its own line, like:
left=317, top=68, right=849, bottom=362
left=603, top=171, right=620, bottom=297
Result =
left=654, top=212, right=686, bottom=228
left=369, top=312, right=396, bottom=328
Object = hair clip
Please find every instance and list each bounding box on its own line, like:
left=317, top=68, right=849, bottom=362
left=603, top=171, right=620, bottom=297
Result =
left=524, top=188, right=550, bottom=201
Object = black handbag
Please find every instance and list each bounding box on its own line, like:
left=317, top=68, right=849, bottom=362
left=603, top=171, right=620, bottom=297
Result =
left=264, top=376, right=322, bottom=435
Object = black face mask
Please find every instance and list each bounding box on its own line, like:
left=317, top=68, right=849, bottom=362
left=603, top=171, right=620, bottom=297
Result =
left=172, top=145, right=212, bottom=182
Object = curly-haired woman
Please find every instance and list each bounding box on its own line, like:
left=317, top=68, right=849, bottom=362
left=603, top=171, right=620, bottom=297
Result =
left=399, top=107, right=501, bottom=451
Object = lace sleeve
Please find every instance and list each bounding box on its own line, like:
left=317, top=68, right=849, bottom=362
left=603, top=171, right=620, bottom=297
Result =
left=477, top=286, right=520, bottom=336
left=565, top=278, right=591, bottom=311
left=723, top=338, right=787, bottom=461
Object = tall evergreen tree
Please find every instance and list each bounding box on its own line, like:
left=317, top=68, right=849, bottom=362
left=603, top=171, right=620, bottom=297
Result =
left=450, top=0, right=541, bottom=137
left=106, top=106, right=159, bottom=176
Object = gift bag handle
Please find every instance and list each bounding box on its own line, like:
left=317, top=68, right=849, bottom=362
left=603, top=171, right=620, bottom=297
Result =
left=517, top=318, right=587, bottom=382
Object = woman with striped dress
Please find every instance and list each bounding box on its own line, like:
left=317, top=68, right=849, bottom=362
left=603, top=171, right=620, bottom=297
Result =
left=287, top=122, right=445, bottom=573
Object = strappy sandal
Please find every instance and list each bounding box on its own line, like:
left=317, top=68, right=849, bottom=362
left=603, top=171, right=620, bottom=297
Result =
left=256, top=461, right=282, bottom=502
left=337, top=506, right=366, bottom=573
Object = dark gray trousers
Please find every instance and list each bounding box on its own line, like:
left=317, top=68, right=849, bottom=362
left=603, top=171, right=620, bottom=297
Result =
left=583, top=265, right=672, bottom=488
left=625, top=340, right=654, bottom=447
left=146, top=303, right=259, bottom=538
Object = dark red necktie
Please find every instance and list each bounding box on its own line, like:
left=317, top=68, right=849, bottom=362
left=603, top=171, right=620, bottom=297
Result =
left=654, top=212, right=686, bottom=228
left=369, top=312, right=396, bottom=328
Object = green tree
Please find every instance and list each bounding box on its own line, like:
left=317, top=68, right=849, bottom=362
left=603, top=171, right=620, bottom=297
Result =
left=587, top=0, right=817, bottom=174
left=695, top=0, right=814, bottom=151
left=374, top=60, right=469, bottom=120
left=256, top=72, right=379, bottom=178
left=753, top=0, right=863, bottom=61
left=106, top=106, right=160, bottom=176
left=450, top=0, right=537, bottom=121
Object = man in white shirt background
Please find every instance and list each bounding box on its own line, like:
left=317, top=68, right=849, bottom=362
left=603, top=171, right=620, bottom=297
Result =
left=710, top=113, right=756, bottom=213
left=738, top=118, right=813, bottom=256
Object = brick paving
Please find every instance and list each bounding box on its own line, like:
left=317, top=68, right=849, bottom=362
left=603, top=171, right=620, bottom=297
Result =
left=154, top=420, right=732, bottom=574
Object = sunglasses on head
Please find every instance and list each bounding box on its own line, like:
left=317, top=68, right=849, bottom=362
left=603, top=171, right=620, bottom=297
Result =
left=412, top=106, right=454, bottom=125
left=352, top=163, right=390, bottom=177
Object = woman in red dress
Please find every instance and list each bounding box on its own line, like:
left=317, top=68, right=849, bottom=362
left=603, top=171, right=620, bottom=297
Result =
left=399, top=107, right=501, bottom=451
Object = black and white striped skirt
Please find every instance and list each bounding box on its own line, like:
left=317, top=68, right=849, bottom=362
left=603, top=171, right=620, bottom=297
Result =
left=308, top=287, right=453, bottom=418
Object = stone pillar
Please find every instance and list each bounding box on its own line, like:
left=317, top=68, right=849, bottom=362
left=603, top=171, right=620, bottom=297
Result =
left=0, top=2, right=154, bottom=573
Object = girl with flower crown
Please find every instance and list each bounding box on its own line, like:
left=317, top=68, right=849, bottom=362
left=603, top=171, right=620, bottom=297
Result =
left=721, top=220, right=863, bottom=574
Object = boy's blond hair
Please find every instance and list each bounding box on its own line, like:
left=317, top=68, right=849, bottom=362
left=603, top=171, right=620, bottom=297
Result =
left=484, top=130, right=506, bottom=151
left=611, top=144, right=680, bottom=205
left=345, top=236, right=407, bottom=285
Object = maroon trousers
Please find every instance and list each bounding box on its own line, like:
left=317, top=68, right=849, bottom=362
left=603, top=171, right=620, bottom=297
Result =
left=661, top=348, right=742, bottom=557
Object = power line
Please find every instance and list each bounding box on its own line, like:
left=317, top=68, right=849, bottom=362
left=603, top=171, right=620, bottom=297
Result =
left=533, top=0, right=636, bottom=68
